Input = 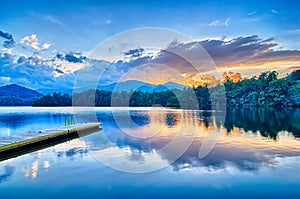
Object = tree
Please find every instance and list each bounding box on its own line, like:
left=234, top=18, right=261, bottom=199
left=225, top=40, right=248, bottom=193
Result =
left=32, top=69, right=300, bottom=108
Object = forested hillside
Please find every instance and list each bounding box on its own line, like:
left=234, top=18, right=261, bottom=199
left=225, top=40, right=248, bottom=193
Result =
left=33, top=70, right=300, bottom=108
left=0, top=84, right=43, bottom=106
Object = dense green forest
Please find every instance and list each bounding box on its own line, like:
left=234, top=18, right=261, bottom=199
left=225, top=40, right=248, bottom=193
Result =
left=33, top=92, right=72, bottom=107
left=0, top=96, right=37, bottom=106
left=33, top=70, right=300, bottom=108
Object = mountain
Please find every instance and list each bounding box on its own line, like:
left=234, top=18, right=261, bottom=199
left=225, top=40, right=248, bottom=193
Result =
left=97, top=80, right=187, bottom=92
left=0, top=84, right=43, bottom=98
left=98, top=80, right=152, bottom=92
left=154, top=82, right=185, bottom=92
left=37, top=88, right=73, bottom=95
left=0, top=84, right=43, bottom=106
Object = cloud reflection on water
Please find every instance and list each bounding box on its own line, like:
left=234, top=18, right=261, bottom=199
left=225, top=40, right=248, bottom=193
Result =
left=82, top=108, right=300, bottom=172
left=0, top=165, right=14, bottom=183
left=0, top=108, right=299, bottom=177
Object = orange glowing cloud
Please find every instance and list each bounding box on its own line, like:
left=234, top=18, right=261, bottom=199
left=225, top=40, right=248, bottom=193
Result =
left=112, top=35, right=300, bottom=86
left=221, top=71, right=242, bottom=83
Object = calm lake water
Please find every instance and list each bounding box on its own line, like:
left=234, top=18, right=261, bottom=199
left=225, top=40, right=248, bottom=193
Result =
left=0, top=107, right=299, bottom=198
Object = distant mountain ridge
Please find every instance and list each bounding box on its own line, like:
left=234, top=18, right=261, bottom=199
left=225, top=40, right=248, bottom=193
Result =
left=0, top=81, right=186, bottom=96
left=37, top=88, right=73, bottom=95
left=0, top=84, right=43, bottom=98
left=0, top=84, right=43, bottom=106
left=35, top=80, right=187, bottom=94
left=97, top=80, right=186, bottom=92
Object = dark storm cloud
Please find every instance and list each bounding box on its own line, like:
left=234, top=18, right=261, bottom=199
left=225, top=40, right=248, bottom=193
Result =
left=115, top=35, right=282, bottom=76
left=56, top=52, right=86, bottom=63
left=104, top=35, right=300, bottom=83
left=0, top=30, right=14, bottom=40
left=0, top=30, right=16, bottom=48
left=198, top=35, right=278, bottom=66
left=124, top=48, right=144, bottom=58
left=140, top=35, right=300, bottom=70
left=55, top=68, right=64, bottom=74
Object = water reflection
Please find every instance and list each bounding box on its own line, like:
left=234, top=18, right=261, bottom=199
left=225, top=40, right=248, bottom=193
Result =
left=0, top=107, right=299, bottom=174
left=224, top=108, right=300, bottom=140
left=82, top=108, right=300, bottom=172
left=0, top=165, right=14, bottom=183
left=22, top=159, right=39, bottom=178
left=0, top=113, right=73, bottom=138
left=165, top=113, right=178, bottom=127
left=0, top=107, right=299, bottom=198
left=123, top=108, right=300, bottom=140
left=55, top=139, right=88, bottom=159
left=15, top=139, right=89, bottom=179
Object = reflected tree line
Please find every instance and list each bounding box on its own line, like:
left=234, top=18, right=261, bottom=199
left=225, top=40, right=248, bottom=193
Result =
left=116, top=108, right=299, bottom=141
left=224, top=108, right=300, bottom=140
left=127, top=108, right=299, bottom=140
left=33, top=70, right=299, bottom=108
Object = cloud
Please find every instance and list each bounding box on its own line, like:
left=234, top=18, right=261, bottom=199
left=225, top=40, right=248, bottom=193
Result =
left=21, top=34, right=39, bottom=50
left=0, top=31, right=13, bottom=41
left=2, top=30, right=300, bottom=89
left=30, top=12, right=65, bottom=28
left=198, top=35, right=278, bottom=67
left=42, top=43, right=51, bottom=50
left=66, top=53, right=84, bottom=63
left=124, top=48, right=144, bottom=58
left=0, top=30, right=16, bottom=48
left=247, top=11, right=257, bottom=16
left=208, top=17, right=231, bottom=27
left=56, top=52, right=86, bottom=63
left=208, top=20, right=221, bottom=26
left=187, top=73, right=218, bottom=86
left=0, top=50, right=89, bottom=89
left=0, top=53, right=57, bottom=87
left=224, top=17, right=231, bottom=26
left=0, top=76, right=11, bottom=84
left=1, top=48, right=13, bottom=55
left=97, top=35, right=300, bottom=85
left=44, top=15, right=64, bottom=27
left=20, top=34, right=51, bottom=51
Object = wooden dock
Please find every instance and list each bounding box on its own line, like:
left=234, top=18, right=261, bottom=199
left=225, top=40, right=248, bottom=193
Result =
left=0, top=123, right=102, bottom=161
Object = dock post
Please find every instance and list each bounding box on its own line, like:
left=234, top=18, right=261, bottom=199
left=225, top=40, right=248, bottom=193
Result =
left=65, top=117, right=72, bottom=126
left=72, top=116, right=76, bottom=125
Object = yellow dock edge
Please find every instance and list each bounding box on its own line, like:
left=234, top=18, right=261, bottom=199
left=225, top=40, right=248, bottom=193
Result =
left=0, top=123, right=102, bottom=161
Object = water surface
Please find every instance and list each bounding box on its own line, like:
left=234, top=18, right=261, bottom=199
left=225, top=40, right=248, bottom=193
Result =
left=0, top=107, right=299, bottom=198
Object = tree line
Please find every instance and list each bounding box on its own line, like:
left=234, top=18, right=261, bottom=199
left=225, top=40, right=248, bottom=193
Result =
left=33, top=70, right=300, bottom=108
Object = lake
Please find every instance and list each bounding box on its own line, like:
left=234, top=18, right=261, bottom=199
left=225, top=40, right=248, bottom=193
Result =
left=0, top=107, right=299, bottom=198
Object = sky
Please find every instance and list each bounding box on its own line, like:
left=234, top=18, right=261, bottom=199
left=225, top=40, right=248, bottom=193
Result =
left=1, top=0, right=300, bottom=89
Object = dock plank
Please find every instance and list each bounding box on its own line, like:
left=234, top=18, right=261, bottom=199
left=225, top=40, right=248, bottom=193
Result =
left=0, top=123, right=101, bottom=161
